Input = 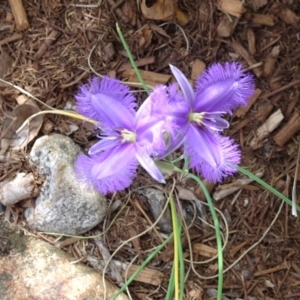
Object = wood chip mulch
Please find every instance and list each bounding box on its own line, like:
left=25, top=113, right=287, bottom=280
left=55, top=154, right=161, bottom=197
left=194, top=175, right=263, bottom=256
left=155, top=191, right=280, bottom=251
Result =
left=1, top=0, right=300, bottom=299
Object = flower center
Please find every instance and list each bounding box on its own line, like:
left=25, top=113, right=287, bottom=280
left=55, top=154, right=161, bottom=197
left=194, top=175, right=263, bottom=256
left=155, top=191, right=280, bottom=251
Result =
left=120, top=128, right=136, bottom=143
left=189, top=112, right=205, bottom=125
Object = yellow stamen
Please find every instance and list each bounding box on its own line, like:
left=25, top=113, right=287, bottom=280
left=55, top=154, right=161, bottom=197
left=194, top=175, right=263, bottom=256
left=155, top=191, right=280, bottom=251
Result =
left=189, top=112, right=205, bottom=125
left=121, top=129, right=136, bottom=143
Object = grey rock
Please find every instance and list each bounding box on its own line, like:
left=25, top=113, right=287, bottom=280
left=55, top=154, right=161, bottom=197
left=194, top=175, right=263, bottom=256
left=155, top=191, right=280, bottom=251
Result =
left=0, top=219, right=128, bottom=300
left=144, top=188, right=172, bottom=233
left=25, top=134, right=107, bottom=235
left=0, top=172, right=37, bottom=206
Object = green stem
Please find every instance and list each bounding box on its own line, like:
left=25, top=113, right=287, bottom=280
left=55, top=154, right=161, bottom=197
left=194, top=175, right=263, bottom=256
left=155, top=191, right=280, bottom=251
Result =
left=238, top=166, right=300, bottom=211
left=178, top=223, right=184, bottom=300
left=174, top=168, right=223, bottom=300
left=165, top=263, right=175, bottom=300
left=116, top=23, right=150, bottom=95
left=111, top=234, right=173, bottom=300
left=169, top=196, right=182, bottom=300
left=188, top=173, right=223, bottom=300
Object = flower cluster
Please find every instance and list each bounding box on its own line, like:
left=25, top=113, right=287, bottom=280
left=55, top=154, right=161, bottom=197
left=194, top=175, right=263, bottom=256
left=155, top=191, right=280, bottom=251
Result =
left=75, top=63, right=254, bottom=194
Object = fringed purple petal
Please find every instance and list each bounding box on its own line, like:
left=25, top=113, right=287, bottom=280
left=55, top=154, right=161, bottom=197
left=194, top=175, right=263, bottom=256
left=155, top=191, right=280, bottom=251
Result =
left=75, top=144, right=138, bottom=195
left=75, top=154, right=98, bottom=191
left=75, top=76, right=136, bottom=129
left=185, top=125, right=220, bottom=168
left=194, top=62, right=255, bottom=114
left=135, top=146, right=165, bottom=183
left=184, top=125, right=241, bottom=182
left=91, top=144, right=136, bottom=179
left=90, top=93, right=135, bottom=131
left=170, top=64, right=195, bottom=102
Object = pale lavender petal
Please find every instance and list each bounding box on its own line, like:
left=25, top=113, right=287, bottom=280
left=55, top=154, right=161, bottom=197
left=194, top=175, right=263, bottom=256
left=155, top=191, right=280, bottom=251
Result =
left=184, top=125, right=241, bottom=182
left=155, top=130, right=186, bottom=159
left=185, top=125, right=220, bottom=168
left=75, top=76, right=136, bottom=129
left=170, top=65, right=195, bottom=102
left=136, top=84, right=189, bottom=128
left=137, top=116, right=186, bottom=159
left=137, top=118, right=166, bottom=155
left=136, top=84, right=190, bottom=158
left=92, top=144, right=136, bottom=179
left=75, top=144, right=138, bottom=195
left=135, top=146, right=165, bottom=183
left=202, top=113, right=229, bottom=131
left=75, top=154, right=97, bottom=190
left=194, top=62, right=254, bottom=113
left=90, top=94, right=135, bottom=131
left=89, top=137, right=119, bottom=155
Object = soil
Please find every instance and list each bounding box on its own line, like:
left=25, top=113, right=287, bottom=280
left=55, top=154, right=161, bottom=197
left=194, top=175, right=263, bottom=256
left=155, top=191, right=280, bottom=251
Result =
left=1, top=0, right=300, bottom=299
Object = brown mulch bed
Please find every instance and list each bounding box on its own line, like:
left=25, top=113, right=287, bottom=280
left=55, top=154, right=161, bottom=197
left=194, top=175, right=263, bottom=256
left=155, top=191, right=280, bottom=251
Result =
left=1, top=0, right=300, bottom=299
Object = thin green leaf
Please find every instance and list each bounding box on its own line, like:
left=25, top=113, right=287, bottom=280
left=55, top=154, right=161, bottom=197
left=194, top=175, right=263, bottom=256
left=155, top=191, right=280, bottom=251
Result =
left=116, top=23, right=150, bottom=95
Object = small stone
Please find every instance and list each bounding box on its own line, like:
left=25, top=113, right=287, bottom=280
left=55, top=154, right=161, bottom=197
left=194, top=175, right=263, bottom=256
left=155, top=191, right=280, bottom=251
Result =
left=0, top=173, right=38, bottom=206
left=25, top=134, right=107, bottom=235
left=144, top=188, right=172, bottom=233
left=0, top=220, right=128, bottom=300
left=241, top=268, right=252, bottom=280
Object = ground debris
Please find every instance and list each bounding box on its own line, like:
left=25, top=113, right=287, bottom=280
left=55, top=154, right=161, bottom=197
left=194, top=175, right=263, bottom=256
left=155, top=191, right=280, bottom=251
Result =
left=0, top=172, right=38, bottom=206
left=270, top=3, right=300, bottom=29
left=34, top=29, right=61, bottom=59
left=250, top=0, right=268, bottom=11
left=250, top=109, right=284, bottom=149
left=245, top=12, right=276, bottom=26
left=1, top=104, right=43, bottom=152
left=235, top=88, right=262, bottom=118
left=263, top=45, right=280, bottom=77
left=273, top=112, right=300, bottom=147
left=217, top=14, right=239, bottom=37
left=122, top=68, right=171, bottom=87
left=0, top=219, right=129, bottom=300
left=1, top=0, right=300, bottom=298
left=218, top=0, right=245, bottom=18
left=8, top=0, right=29, bottom=30
left=231, top=39, right=262, bottom=77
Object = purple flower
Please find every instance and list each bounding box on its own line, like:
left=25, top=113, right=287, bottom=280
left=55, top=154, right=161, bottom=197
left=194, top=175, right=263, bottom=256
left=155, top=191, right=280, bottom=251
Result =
left=74, top=77, right=182, bottom=194
left=169, top=62, right=255, bottom=182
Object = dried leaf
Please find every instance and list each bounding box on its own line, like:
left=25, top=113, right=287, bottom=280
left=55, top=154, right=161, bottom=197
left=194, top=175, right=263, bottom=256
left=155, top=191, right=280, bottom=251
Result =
left=122, top=265, right=164, bottom=285
left=122, top=68, right=171, bottom=87
left=199, top=2, right=209, bottom=23
left=138, top=24, right=152, bottom=51
left=16, top=95, right=36, bottom=106
left=141, top=0, right=175, bottom=21
left=217, top=15, right=239, bottom=37
left=245, top=12, right=276, bottom=26
left=175, top=8, right=189, bottom=25
left=121, top=0, right=137, bottom=26
left=177, top=186, right=198, bottom=201
left=218, top=0, right=246, bottom=18
left=193, top=243, right=217, bottom=258
left=250, top=109, right=284, bottom=148
left=1, top=104, right=43, bottom=152
left=191, top=59, right=206, bottom=82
